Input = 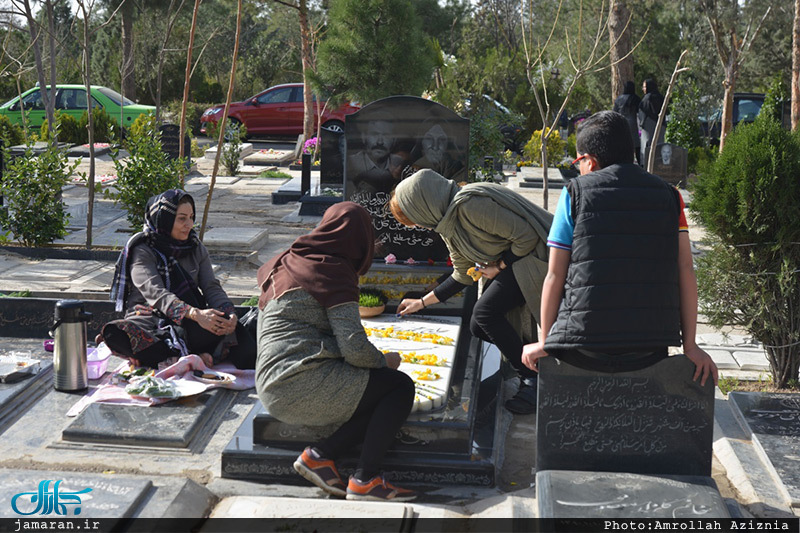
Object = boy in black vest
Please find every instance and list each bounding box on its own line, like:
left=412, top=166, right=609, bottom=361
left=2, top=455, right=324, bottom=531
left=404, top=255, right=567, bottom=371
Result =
left=521, top=110, right=717, bottom=386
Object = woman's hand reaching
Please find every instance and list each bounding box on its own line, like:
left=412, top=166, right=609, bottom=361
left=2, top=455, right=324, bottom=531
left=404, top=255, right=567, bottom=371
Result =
left=397, top=298, right=423, bottom=317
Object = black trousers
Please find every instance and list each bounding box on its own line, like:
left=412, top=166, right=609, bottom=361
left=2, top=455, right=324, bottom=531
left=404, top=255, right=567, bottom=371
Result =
left=316, top=367, right=415, bottom=480
left=469, top=267, right=538, bottom=380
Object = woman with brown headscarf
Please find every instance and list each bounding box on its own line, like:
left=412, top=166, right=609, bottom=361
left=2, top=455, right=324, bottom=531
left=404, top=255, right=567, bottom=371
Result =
left=255, top=202, right=416, bottom=502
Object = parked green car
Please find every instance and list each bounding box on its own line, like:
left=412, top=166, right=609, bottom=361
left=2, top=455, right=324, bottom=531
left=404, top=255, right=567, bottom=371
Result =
left=0, top=85, right=155, bottom=128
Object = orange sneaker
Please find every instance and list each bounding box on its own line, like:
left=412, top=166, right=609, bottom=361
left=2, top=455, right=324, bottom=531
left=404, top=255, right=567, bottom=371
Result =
left=345, top=475, right=417, bottom=502
left=292, top=447, right=346, bottom=498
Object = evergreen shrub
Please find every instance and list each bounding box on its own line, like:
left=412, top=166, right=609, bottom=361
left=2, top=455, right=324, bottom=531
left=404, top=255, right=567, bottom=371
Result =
left=691, top=113, right=800, bottom=387
left=106, top=116, right=184, bottom=228
left=0, top=141, right=79, bottom=246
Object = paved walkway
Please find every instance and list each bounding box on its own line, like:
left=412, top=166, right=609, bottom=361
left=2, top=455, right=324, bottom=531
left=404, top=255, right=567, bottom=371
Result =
left=0, top=155, right=794, bottom=520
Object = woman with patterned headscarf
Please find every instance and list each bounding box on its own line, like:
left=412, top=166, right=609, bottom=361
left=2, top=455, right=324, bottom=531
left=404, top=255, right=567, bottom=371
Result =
left=102, top=189, right=255, bottom=369
left=255, top=201, right=417, bottom=502
left=390, top=170, right=552, bottom=415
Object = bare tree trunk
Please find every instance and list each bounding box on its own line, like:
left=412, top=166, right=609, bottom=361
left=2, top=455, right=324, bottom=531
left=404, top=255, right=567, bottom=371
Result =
left=80, top=4, right=96, bottom=249
left=179, top=0, right=202, bottom=187
left=121, top=0, right=136, bottom=102
left=793, top=0, right=800, bottom=131
left=719, top=70, right=735, bottom=152
left=299, top=0, right=315, bottom=143
left=45, top=0, right=57, bottom=140
left=20, top=0, right=55, bottom=130
left=155, top=0, right=186, bottom=123
left=609, top=0, right=633, bottom=102
left=200, top=0, right=242, bottom=239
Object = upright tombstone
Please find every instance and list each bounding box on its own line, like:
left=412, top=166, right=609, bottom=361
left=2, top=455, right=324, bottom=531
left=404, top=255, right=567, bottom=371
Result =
left=344, top=96, right=469, bottom=262
left=159, top=123, right=190, bottom=169
left=320, top=124, right=345, bottom=188
left=536, top=355, right=715, bottom=476
left=651, top=142, right=688, bottom=186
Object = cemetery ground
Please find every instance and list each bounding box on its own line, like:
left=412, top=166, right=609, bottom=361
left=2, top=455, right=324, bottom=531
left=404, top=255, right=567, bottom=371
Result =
left=0, top=145, right=796, bottom=525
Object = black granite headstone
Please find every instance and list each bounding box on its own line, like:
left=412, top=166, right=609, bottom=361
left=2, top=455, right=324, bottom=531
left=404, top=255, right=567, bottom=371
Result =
left=652, top=142, right=688, bottom=186
left=320, top=125, right=344, bottom=187
left=344, top=96, right=469, bottom=261
left=62, top=388, right=229, bottom=448
left=537, top=355, right=715, bottom=476
left=0, top=468, right=151, bottom=518
left=536, top=470, right=731, bottom=519
left=729, top=392, right=800, bottom=505
left=158, top=124, right=190, bottom=168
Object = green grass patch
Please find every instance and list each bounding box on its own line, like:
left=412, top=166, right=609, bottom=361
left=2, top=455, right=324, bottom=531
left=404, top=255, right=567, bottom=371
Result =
left=258, top=170, right=292, bottom=179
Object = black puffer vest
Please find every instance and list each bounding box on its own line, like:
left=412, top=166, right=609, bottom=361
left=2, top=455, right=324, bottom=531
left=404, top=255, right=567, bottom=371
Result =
left=544, top=163, right=682, bottom=353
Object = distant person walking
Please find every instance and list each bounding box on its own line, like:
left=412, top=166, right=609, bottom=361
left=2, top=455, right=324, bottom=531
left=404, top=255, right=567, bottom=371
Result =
left=638, top=79, right=665, bottom=166
left=613, top=81, right=641, bottom=165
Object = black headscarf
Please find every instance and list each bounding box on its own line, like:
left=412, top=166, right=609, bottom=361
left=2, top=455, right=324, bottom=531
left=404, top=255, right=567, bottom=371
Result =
left=110, top=189, right=201, bottom=312
left=623, top=81, right=636, bottom=95
left=640, top=79, right=664, bottom=121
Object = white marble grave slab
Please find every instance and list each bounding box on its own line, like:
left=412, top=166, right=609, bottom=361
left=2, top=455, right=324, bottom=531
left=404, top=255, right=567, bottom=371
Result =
left=10, top=259, right=106, bottom=281
left=361, top=314, right=461, bottom=413
left=204, top=142, right=254, bottom=160
left=201, top=227, right=268, bottom=253
left=732, top=350, right=771, bottom=372
left=706, top=349, right=740, bottom=370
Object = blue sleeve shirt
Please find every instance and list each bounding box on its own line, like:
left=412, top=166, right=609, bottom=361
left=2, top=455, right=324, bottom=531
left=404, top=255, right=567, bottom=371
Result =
left=547, top=187, right=574, bottom=251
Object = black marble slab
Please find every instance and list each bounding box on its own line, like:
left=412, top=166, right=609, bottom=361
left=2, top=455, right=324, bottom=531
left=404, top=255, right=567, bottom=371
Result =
left=297, top=193, right=342, bottom=216
left=62, top=388, right=229, bottom=448
left=536, top=355, right=715, bottom=476
left=222, top=281, right=509, bottom=487
left=536, top=470, right=730, bottom=519
left=0, top=298, right=257, bottom=340
left=65, top=144, right=112, bottom=157
left=344, top=96, right=468, bottom=261
left=729, top=392, right=800, bottom=505
left=222, top=369, right=503, bottom=488
left=320, top=125, right=344, bottom=186
left=0, top=468, right=151, bottom=519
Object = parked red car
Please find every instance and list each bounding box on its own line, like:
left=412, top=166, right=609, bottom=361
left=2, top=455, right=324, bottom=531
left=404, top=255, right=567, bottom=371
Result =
left=200, top=83, right=360, bottom=136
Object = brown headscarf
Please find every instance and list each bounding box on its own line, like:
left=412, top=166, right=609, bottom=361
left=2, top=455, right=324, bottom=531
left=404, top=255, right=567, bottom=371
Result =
left=257, top=201, right=375, bottom=309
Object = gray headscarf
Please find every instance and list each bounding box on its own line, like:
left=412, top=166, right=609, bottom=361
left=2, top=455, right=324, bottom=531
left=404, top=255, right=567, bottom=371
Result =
left=394, top=169, right=552, bottom=264
left=393, top=169, right=459, bottom=229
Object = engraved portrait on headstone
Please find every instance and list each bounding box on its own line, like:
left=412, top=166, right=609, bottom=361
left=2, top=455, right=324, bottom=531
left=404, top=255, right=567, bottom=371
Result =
left=344, top=96, right=469, bottom=261
left=660, top=143, right=672, bottom=165
left=407, top=118, right=467, bottom=181
left=652, top=142, right=687, bottom=186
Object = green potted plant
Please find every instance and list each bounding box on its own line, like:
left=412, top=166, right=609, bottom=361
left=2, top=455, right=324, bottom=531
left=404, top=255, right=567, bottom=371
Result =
left=556, top=160, right=579, bottom=179
left=358, top=288, right=387, bottom=318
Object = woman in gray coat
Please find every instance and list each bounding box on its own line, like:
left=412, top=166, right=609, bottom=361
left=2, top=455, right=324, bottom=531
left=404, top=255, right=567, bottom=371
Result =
left=256, top=201, right=416, bottom=502
left=102, top=189, right=254, bottom=369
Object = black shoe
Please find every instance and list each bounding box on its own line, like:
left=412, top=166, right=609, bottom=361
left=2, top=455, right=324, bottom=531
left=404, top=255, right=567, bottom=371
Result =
left=504, top=377, right=538, bottom=414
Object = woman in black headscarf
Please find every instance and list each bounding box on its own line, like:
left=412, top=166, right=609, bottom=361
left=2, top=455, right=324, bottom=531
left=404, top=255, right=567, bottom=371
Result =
left=102, top=189, right=255, bottom=369
left=255, top=201, right=416, bottom=502
left=613, top=81, right=642, bottom=164
left=638, top=78, right=665, bottom=165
